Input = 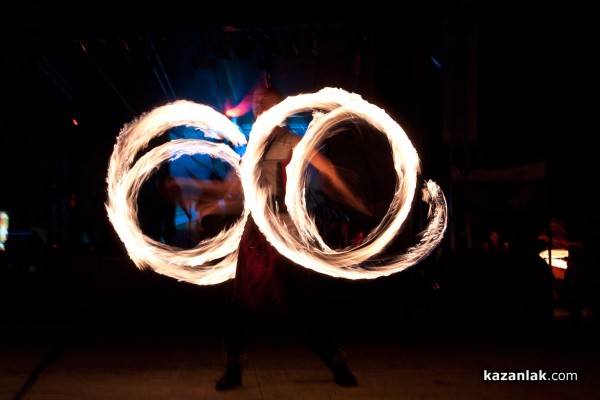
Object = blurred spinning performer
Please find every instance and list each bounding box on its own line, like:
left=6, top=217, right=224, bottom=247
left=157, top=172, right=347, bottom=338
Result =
left=211, top=85, right=373, bottom=390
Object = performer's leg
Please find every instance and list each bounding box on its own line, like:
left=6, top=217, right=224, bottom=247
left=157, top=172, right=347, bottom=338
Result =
left=216, top=300, right=249, bottom=391
left=280, top=261, right=358, bottom=386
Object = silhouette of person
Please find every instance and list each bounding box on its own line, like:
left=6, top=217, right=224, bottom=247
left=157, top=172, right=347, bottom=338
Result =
left=213, top=84, right=372, bottom=390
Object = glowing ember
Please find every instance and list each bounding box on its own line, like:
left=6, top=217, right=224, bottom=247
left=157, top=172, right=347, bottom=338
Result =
left=106, top=89, right=448, bottom=285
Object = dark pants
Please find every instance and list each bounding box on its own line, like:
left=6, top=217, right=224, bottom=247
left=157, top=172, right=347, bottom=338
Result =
left=220, top=217, right=346, bottom=367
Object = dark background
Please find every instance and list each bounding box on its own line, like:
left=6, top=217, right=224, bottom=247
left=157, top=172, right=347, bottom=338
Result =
left=0, top=1, right=597, bottom=336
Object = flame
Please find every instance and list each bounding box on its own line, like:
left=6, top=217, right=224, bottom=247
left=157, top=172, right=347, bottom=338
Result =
left=105, top=100, right=247, bottom=285
left=244, top=87, right=447, bottom=279
left=106, top=89, right=448, bottom=285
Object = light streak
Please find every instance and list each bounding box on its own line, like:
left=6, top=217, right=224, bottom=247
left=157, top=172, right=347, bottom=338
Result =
left=244, top=87, right=447, bottom=279
left=539, top=249, right=569, bottom=270
left=106, top=100, right=247, bottom=285
left=225, top=91, right=254, bottom=118
left=106, top=89, right=448, bottom=285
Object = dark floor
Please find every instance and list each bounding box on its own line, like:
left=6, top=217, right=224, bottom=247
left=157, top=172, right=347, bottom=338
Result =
left=1, top=255, right=599, bottom=400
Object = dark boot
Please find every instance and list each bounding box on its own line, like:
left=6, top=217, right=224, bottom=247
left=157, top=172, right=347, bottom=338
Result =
left=330, top=361, right=358, bottom=387
left=215, top=363, right=242, bottom=391
left=322, top=349, right=358, bottom=387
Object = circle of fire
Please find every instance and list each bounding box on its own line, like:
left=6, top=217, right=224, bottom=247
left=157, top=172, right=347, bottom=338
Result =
left=106, top=101, right=247, bottom=285
left=245, top=87, right=447, bottom=279
left=106, top=89, right=447, bottom=285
